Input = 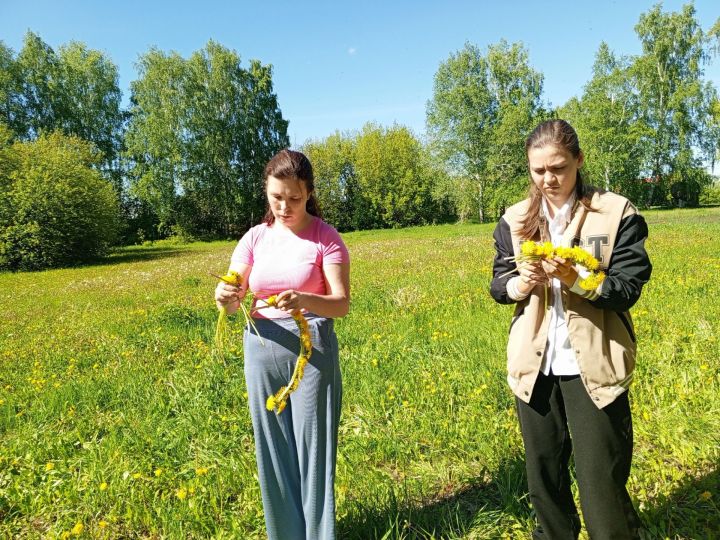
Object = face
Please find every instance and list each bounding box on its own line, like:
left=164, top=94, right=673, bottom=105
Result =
left=527, top=144, right=583, bottom=208
left=266, top=175, right=311, bottom=230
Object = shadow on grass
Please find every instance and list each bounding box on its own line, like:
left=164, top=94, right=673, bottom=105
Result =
left=338, top=455, right=531, bottom=539
left=92, top=246, right=193, bottom=266
left=639, top=466, right=719, bottom=539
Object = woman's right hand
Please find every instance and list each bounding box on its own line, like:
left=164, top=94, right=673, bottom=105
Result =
left=517, top=260, right=547, bottom=295
left=215, top=281, right=244, bottom=308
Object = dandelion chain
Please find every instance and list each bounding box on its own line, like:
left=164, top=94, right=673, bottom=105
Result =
left=213, top=271, right=313, bottom=415
left=213, top=271, right=263, bottom=353
left=507, top=241, right=606, bottom=291
left=265, top=306, right=312, bottom=415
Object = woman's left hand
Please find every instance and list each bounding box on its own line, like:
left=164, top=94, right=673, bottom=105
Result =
left=275, top=289, right=306, bottom=312
left=541, top=256, right=578, bottom=287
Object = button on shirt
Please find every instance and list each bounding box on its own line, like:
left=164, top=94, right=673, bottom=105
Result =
left=541, top=196, right=580, bottom=376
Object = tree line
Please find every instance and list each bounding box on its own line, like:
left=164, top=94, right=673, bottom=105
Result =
left=1, top=3, right=719, bottom=270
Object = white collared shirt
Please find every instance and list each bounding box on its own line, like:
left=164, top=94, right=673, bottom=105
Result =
left=540, top=196, right=580, bottom=376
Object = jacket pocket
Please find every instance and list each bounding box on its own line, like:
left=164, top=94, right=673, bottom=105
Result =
left=508, top=306, right=525, bottom=335
left=616, top=311, right=636, bottom=343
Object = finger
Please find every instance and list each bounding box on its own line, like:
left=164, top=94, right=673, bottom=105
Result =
left=276, top=290, right=293, bottom=302
left=220, top=283, right=239, bottom=293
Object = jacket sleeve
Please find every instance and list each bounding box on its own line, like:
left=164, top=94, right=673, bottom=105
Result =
left=589, top=213, right=652, bottom=312
left=490, top=217, right=518, bottom=304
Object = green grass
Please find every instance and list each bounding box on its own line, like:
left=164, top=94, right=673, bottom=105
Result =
left=0, top=208, right=718, bottom=539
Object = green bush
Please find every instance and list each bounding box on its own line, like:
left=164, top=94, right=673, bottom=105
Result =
left=700, top=180, right=720, bottom=206
left=0, top=131, right=120, bottom=271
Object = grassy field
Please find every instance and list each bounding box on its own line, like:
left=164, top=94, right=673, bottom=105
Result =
left=0, top=207, right=718, bottom=539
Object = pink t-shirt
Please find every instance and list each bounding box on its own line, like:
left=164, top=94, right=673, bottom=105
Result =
left=230, top=216, right=349, bottom=318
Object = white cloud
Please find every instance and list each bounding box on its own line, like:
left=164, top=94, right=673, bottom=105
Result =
left=347, top=47, right=357, bottom=55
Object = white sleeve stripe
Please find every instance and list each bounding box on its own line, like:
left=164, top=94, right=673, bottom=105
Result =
left=569, top=275, right=601, bottom=300
left=507, top=276, right=530, bottom=302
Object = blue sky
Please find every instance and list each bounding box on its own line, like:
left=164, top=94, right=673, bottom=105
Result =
left=1, top=1, right=719, bottom=146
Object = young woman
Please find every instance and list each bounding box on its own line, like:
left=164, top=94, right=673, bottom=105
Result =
left=215, top=149, right=350, bottom=540
left=490, top=120, right=651, bottom=539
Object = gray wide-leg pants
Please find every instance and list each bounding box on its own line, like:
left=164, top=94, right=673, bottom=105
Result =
left=244, top=315, right=342, bottom=540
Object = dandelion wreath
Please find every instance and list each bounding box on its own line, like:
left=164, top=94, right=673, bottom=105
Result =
left=213, top=271, right=312, bottom=415
left=510, top=241, right=606, bottom=290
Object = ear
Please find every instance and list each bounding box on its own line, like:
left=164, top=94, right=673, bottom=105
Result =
left=577, top=150, right=585, bottom=169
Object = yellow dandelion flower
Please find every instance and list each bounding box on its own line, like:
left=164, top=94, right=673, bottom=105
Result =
left=265, top=395, right=276, bottom=411
left=555, top=246, right=574, bottom=260
left=71, top=522, right=84, bottom=536
left=195, top=467, right=208, bottom=476
left=45, top=462, right=54, bottom=471
left=176, top=487, right=187, bottom=500
left=99, top=520, right=108, bottom=528
left=154, top=468, right=163, bottom=477
left=541, top=242, right=554, bottom=258
left=99, top=482, right=108, bottom=491
left=219, top=271, right=242, bottom=285
left=579, top=271, right=606, bottom=291
left=573, top=247, right=600, bottom=271
left=521, top=240, right=537, bottom=256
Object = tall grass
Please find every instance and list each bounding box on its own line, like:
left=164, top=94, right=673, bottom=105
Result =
left=0, top=208, right=718, bottom=539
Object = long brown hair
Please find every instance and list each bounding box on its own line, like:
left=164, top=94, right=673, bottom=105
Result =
left=519, top=119, right=594, bottom=240
left=262, top=149, right=322, bottom=225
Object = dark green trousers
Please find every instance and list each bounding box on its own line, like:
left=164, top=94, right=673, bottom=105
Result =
left=516, top=372, right=641, bottom=540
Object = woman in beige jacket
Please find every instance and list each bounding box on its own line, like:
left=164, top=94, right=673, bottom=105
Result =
left=490, top=119, right=651, bottom=539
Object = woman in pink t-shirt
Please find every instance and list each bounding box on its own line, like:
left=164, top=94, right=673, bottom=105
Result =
left=214, top=149, right=350, bottom=540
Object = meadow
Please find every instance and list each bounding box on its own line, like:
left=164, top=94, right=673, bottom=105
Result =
left=0, top=207, right=718, bottom=539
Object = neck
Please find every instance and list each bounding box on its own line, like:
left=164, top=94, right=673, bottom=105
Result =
left=274, top=213, right=313, bottom=233
left=544, top=199, right=561, bottom=220
left=543, top=194, right=572, bottom=220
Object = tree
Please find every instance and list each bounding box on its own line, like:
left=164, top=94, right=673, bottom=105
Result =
left=632, top=3, right=720, bottom=205
left=55, top=41, right=124, bottom=184
left=302, top=132, right=357, bottom=231
left=559, top=43, right=646, bottom=203
left=125, top=41, right=289, bottom=238
left=0, top=42, right=23, bottom=136
left=427, top=43, right=493, bottom=222
left=427, top=41, right=543, bottom=222
left=11, top=32, right=124, bottom=188
left=484, top=41, right=546, bottom=217
left=354, top=123, right=436, bottom=229
left=15, top=32, right=59, bottom=140
left=0, top=131, right=120, bottom=270
left=124, top=48, right=186, bottom=234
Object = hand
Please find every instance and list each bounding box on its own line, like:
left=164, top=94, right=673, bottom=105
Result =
left=517, top=260, right=548, bottom=294
left=215, top=281, right=244, bottom=307
left=541, top=256, right=578, bottom=287
left=275, top=289, right=306, bottom=313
